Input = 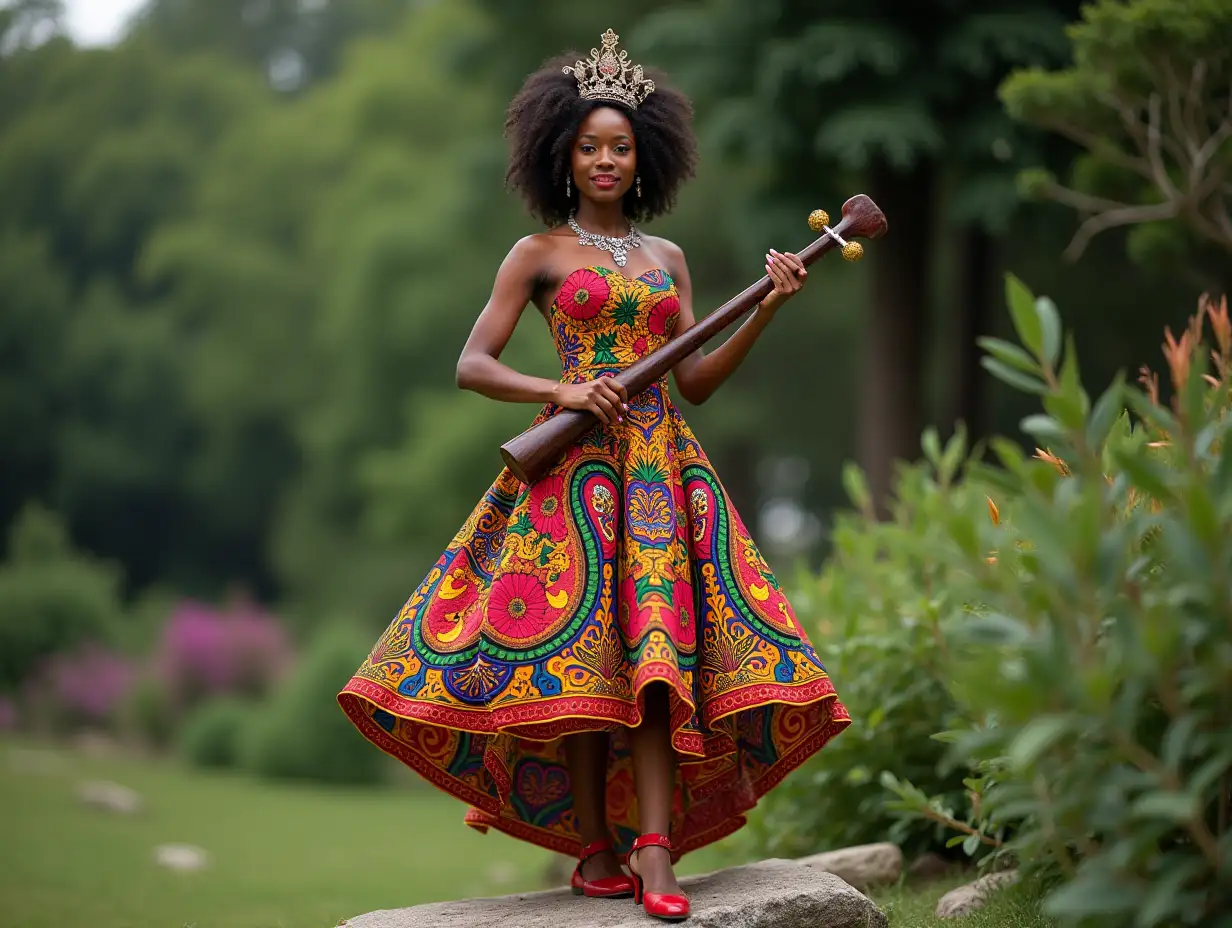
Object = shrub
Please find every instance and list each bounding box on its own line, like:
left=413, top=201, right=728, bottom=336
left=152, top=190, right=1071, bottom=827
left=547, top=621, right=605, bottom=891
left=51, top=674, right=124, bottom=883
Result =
left=0, top=504, right=125, bottom=693
left=179, top=697, right=251, bottom=770
left=239, top=624, right=386, bottom=787
left=885, top=283, right=1232, bottom=926
left=153, top=598, right=293, bottom=710
left=741, top=437, right=989, bottom=860
left=118, top=671, right=178, bottom=749
left=21, top=644, right=136, bottom=734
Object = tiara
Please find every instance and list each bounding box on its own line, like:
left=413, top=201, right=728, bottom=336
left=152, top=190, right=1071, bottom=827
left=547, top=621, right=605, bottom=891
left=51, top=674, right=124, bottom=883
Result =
left=563, top=29, right=655, bottom=110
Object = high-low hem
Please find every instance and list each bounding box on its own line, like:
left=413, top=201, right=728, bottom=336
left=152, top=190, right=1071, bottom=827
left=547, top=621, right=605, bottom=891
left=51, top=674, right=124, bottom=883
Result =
left=336, top=265, right=851, bottom=859
left=338, top=678, right=850, bottom=859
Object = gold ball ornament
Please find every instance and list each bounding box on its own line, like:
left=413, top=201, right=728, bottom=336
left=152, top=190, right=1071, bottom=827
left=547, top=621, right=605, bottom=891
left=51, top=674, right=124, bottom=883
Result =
left=842, top=241, right=864, bottom=262
left=807, top=209, right=830, bottom=233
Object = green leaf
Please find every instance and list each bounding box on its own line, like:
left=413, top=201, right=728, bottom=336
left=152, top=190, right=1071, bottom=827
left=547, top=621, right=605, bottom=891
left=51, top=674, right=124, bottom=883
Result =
left=982, top=357, right=1048, bottom=394
left=1161, top=715, right=1199, bottom=774
left=1008, top=715, right=1072, bottom=770
left=841, top=462, right=872, bottom=514
left=1036, top=295, right=1062, bottom=367
left=941, top=425, right=966, bottom=482
left=1047, top=334, right=1088, bottom=429
left=1214, top=427, right=1232, bottom=503
left=1005, top=273, right=1044, bottom=359
left=1183, top=341, right=1209, bottom=431
left=1087, top=372, right=1126, bottom=449
left=1131, top=790, right=1198, bottom=823
left=962, top=612, right=1030, bottom=645
left=1043, top=876, right=1143, bottom=918
left=990, top=438, right=1028, bottom=473
left=947, top=511, right=980, bottom=558
left=1020, top=414, right=1069, bottom=446
left=1125, top=386, right=1178, bottom=435
left=961, top=833, right=981, bottom=856
left=1136, top=857, right=1207, bottom=928
left=1111, top=447, right=1174, bottom=502
left=967, top=461, right=1021, bottom=496
left=1184, top=482, right=1219, bottom=547
left=1189, top=747, right=1232, bottom=795
left=977, top=336, right=1041, bottom=375
left=922, top=427, right=942, bottom=468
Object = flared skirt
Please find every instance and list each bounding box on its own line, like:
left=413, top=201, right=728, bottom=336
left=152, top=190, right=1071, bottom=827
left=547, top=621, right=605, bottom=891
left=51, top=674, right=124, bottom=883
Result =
left=338, top=389, right=850, bottom=858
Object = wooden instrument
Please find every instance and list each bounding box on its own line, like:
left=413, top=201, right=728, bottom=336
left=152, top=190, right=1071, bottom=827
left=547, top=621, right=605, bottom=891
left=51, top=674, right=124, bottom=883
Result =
left=498, top=194, right=888, bottom=484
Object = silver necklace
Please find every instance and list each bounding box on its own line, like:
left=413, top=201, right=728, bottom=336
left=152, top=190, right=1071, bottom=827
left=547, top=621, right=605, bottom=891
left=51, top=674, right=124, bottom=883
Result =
left=567, top=212, right=642, bottom=267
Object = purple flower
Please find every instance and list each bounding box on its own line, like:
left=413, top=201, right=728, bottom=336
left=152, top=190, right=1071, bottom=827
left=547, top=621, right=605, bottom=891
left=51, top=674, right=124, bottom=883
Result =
left=155, top=598, right=292, bottom=705
left=31, top=645, right=136, bottom=723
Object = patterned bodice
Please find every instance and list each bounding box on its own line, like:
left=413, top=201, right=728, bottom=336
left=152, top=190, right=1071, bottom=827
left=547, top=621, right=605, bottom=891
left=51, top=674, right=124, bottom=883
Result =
left=548, top=266, right=680, bottom=384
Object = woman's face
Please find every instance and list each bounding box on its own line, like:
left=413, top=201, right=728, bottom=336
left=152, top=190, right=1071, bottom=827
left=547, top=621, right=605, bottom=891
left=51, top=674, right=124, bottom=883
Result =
left=570, top=106, right=637, bottom=206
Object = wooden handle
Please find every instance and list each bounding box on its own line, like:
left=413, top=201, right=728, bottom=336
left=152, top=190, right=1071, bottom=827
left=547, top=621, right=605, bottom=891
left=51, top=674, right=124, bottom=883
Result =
left=499, top=194, right=887, bottom=484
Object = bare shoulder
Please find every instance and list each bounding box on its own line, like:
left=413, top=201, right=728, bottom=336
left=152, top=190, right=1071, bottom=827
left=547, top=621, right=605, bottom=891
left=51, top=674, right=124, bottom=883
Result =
left=502, top=232, right=557, bottom=269
left=644, top=234, right=688, bottom=280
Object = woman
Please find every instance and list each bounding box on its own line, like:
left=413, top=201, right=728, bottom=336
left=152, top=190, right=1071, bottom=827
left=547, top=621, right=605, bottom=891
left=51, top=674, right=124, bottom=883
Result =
left=338, top=29, right=850, bottom=922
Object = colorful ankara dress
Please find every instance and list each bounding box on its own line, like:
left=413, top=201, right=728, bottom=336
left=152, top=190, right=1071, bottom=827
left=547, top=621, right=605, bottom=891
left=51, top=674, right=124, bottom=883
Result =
left=338, top=264, right=850, bottom=858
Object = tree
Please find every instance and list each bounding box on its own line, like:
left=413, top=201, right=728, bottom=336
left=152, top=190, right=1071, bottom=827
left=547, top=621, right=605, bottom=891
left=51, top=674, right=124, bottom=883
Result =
left=130, top=0, right=415, bottom=91
left=0, top=35, right=270, bottom=590
left=629, top=0, right=1083, bottom=508
left=1002, top=0, right=1232, bottom=278
left=0, top=0, right=63, bottom=53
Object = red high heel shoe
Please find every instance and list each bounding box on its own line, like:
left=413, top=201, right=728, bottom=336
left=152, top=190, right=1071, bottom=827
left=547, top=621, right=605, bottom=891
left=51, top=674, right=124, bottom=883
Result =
left=628, top=833, right=690, bottom=922
left=570, top=838, right=635, bottom=899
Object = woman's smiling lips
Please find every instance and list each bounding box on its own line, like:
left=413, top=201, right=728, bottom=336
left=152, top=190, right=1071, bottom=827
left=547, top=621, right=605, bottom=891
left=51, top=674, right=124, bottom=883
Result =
left=591, top=174, right=620, bottom=190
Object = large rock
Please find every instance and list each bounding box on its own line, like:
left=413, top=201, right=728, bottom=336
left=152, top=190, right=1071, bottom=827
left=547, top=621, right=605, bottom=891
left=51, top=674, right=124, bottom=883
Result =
left=935, top=869, right=1020, bottom=919
left=798, top=842, right=903, bottom=889
left=341, top=859, right=887, bottom=928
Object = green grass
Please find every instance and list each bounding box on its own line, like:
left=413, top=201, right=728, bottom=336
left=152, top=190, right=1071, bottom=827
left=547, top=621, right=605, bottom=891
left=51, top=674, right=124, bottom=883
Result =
left=0, top=737, right=727, bottom=928
left=1, top=736, right=1050, bottom=928
left=872, top=873, right=1054, bottom=928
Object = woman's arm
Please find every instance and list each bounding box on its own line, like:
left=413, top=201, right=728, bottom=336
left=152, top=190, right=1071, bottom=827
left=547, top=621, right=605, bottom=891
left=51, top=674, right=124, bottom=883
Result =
left=666, top=241, right=808, bottom=406
left=455, top=236, right=561, bottom=403
left=456, top=237, right=630, bottom=424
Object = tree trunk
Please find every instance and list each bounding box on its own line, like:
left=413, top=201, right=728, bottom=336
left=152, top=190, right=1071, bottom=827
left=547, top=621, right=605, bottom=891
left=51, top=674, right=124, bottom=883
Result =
left=946, top=224, right=995, bottom=440
left=860, top=159, right=934, bottom=513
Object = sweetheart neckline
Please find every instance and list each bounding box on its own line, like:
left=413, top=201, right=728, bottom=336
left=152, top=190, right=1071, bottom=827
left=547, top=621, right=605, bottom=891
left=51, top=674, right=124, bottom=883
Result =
left=547, top=265, right=676, bottom=314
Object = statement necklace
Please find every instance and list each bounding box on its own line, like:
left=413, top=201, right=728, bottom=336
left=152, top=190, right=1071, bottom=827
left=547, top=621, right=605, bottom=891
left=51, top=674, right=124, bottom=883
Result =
left=567, top=212, right=642, bottom=267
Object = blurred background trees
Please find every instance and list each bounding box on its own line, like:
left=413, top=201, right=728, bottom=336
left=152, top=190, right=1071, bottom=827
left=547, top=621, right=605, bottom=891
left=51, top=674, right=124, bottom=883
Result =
left=0, top=0, right=1225, bottom=698
left=2, top=2, right=1231, bottom=925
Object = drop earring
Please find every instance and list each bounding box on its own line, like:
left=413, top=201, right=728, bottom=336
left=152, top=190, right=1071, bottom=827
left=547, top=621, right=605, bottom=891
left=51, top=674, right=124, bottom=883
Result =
left=636, top=174, right=642, bottom=198
left=566, top=174, right=572, bottom=198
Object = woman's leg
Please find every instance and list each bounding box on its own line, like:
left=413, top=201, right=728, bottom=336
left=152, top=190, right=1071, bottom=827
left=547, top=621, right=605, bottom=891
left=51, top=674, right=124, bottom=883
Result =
left=564, top=730, right=623, bottom=879
left=628, top=682, right=683, bottom=895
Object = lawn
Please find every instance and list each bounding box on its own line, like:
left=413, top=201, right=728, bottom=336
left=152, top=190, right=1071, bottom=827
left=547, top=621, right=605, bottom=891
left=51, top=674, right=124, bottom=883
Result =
left=873, top=875, right=1053, bottom=928
left=1, top=736, right=1047, bottom=928
left=0, top=736, right=726, bottom=928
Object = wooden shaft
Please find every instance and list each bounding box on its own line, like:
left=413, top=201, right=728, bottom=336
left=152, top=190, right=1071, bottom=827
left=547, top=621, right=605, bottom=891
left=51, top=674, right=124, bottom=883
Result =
left=499, top=194, right=886, bottom=484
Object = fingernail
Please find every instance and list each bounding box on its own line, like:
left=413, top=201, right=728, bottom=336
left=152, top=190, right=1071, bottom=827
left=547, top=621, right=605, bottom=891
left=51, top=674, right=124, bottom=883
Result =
left=767, top=254, right=775, bottom=263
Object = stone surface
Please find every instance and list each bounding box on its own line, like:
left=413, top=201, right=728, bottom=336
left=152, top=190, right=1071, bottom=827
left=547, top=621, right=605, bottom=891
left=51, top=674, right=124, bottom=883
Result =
left=342, top=859, right=887, bottom=928
left=798, top=842, right=903, bottom=889
left=154, top=844, right=210, bottom=872
left=935, top=869, right=1020, bottom=919
left=77, top=779, right=143, bottom=814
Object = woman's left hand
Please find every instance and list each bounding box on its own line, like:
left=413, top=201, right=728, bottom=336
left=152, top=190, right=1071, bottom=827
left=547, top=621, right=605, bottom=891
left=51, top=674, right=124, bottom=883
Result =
left=760, top=249, right=808, bottom=315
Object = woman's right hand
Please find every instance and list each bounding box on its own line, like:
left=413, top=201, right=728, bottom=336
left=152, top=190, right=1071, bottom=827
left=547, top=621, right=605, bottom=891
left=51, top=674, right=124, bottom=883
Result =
left=553, top=377, right=629, bottom=424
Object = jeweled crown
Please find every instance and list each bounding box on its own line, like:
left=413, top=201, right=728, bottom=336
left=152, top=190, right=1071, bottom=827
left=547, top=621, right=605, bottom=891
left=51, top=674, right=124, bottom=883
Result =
left=563, top=29, right=655, bottom=110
